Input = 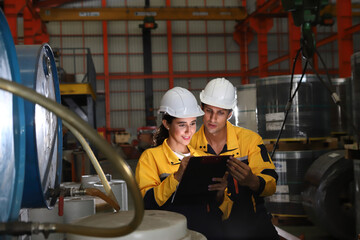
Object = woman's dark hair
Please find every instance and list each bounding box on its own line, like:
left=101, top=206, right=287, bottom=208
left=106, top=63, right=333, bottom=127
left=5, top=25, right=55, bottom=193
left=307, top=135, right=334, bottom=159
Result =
left=153, top=114, right=175, bottom=147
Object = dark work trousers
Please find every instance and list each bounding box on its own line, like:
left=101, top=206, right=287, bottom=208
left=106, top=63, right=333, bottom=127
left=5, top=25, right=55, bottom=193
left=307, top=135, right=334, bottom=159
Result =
left=223, top=179, right=279, bottom=240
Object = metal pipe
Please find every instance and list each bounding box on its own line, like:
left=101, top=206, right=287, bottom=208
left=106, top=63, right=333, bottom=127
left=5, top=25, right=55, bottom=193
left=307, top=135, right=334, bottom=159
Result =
left=0, top=77, right=144, bottom=237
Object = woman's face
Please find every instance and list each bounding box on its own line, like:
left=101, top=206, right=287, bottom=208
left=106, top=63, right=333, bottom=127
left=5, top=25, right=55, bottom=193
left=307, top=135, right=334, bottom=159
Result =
left=163, top=117, right=197, bottom=151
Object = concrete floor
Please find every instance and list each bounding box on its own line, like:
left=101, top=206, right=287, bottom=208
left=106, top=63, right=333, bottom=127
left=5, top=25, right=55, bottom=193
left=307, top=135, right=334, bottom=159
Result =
left=279, top=225, right=337, bottom=240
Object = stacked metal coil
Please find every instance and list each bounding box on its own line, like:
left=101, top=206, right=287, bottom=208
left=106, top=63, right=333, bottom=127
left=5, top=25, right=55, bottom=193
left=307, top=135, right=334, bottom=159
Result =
left=265, top=150, right=327, bottom=216
left=330, top=78, right=352, bottom=135
left=302, top=150, right=355, bottom=239
left=236, top=83, right=258, bottom=132
left=351, top=52, right=360, bottom=138
left=256, top=74, right=332, bottom=140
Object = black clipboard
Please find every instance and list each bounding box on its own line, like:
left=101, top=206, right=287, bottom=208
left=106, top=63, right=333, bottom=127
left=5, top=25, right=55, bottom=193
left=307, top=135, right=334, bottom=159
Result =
left=172, top=155, right=230, bottom=204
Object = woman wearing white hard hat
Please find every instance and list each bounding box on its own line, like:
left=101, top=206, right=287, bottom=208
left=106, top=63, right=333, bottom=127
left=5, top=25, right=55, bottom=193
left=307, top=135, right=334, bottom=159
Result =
left=135, top=87, right=230, bottom=240
left=191, top=78, right=279, bottom=239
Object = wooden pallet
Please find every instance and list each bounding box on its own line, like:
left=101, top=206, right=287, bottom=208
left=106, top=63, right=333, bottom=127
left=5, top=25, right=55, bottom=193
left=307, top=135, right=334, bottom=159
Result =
left=264, top=137, right=338, bottom=152
left=271, top=214, right=312, bottom=227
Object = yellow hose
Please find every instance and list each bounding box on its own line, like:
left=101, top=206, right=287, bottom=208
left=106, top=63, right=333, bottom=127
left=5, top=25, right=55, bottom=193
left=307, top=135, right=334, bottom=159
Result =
left=0, top=77, right=144, bottom=237
left=64, top=121, right=120, bottom=211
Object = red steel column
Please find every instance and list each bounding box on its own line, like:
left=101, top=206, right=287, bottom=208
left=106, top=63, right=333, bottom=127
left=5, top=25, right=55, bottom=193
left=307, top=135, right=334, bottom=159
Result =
left=288, top=13, right=302, bottom=74
left=102, top=0, right=111, bottom=140
left=337, top=0, right=352, bottom=77
left=23, top=5, right=49, bottom=44
left=4, top=0, right=26, bottom=44
left=166, top=0, right=174, bottom=88
left=249, top=17, right=273, bottom=78
left=234, top=24, right=252, bottom=84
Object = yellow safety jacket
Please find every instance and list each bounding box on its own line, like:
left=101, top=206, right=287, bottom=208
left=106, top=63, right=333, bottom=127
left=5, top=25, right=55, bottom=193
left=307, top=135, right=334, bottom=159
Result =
left=190, top=122, right=278, bottom=214
left=135, top=138, right=232, bottom=218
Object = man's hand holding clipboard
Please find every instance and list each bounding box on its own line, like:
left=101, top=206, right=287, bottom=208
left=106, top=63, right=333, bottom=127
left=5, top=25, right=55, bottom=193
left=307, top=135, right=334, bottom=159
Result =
left=172, top=155, right=231, bottom=204
left=226, top=156, right=260, bottom=192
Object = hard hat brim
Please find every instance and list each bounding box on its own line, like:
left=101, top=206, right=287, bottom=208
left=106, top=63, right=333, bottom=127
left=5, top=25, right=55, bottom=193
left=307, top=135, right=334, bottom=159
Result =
left=200, top=91, right=236, bottom=110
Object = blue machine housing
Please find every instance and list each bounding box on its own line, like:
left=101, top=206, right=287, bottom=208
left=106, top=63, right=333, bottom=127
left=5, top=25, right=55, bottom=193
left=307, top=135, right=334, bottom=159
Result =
left=16, top=44, right=63, bottom=209
left=0, top=10, right=26, bottom=222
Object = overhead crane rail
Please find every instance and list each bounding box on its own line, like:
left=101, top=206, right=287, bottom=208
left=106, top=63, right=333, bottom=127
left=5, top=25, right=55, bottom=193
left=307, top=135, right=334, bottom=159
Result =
left=39, top=7, right=247, bottom=21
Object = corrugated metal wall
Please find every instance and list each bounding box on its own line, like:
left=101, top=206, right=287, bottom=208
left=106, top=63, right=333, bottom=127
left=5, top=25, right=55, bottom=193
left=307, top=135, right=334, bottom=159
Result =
left=47, top=0, right=244, bottom=137
left=45, top=0, right=357, bottom=137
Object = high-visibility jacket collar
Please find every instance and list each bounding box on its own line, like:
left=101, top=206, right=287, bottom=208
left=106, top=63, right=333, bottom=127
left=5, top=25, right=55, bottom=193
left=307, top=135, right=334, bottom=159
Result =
left=161, top=138, right=199, bottom=164
left=194, top=121, right=239, bottom=153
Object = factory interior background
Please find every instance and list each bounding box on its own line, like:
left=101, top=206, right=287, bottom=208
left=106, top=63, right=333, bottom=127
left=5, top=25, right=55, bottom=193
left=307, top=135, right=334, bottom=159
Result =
left=0, top=0, right=360, bottom=239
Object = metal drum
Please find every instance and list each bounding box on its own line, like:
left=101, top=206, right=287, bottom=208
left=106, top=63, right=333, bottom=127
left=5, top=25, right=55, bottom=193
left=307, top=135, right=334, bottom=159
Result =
left=67, top=210, right=206, bottom=240
left=237, top=84, right=258, bottom=132
left=330, top=78, right=352, bottom=135
left=265, top=150, right=327, bottom=216
left=63, top=197, right=96, bottom=224
left=0, top=10, right=26, bottom=222
left=351, top=52, right=360, bottom=138
left=256, top=74, right=332, bottom=140
left=302, top=150, right=355, bottom=239
left=16, top=44, right=63, bottom=208
left=81, top=175, right=128, bottom=211
left=93, top=180, right=128, bottom=211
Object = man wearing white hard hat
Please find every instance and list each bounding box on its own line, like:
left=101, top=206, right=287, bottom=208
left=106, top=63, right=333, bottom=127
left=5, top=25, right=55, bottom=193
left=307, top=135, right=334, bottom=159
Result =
left=135, top=87, right=230, bottom=239
left=190, top=78, right=279, bottom=239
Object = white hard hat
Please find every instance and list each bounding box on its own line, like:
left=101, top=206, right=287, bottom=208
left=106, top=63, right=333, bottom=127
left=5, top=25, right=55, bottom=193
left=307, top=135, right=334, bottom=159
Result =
left=158, top=87, right=204, bottom=118
left=200, top=78, right=237, bottom=109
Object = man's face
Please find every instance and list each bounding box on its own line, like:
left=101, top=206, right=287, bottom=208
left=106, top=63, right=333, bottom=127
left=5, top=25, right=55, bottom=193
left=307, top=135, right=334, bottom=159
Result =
left=202, top=104, right=232, bottom=135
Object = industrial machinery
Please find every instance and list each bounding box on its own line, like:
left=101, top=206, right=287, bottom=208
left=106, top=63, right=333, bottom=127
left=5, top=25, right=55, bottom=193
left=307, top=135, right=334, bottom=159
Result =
left=281, top=0, right=333, bottom=59
left=0, top=6, right=26, bottom=224
left=0, top=9, right=204, bottom=240
left=0, top=8, right=144, bottom=239
left=16, top=43, right=62, bottom=209
left=135, top=126, right=157, bottom=153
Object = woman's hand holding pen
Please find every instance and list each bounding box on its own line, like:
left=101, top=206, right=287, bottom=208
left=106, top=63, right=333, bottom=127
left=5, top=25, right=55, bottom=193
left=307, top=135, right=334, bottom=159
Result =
left=173, top=156, right=190, bottom=182
left=227, top=156, right=260, bottom=192
left=209, top=171, right=229, bottom=203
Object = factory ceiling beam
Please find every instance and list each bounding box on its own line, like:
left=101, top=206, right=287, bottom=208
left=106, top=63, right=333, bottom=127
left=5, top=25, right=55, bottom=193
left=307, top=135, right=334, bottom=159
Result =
left=34, top=0, right=81, bottom=8
left=38, top=7, right=247, bottom=21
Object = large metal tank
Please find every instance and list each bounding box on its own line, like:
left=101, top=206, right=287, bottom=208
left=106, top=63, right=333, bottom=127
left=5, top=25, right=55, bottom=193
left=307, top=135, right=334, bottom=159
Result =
left=265, top=150, right=327, bottom=216
left=67, top=210, right=206, bottom=240
left=302, top=150, right=355, bottom=240
left=16, top=44, right=63, bottom=208
left=351, top=52, right=360, bottom=138
left=256, top=74, right=332, bottom=140
left=330, top=78, right=352, bottom=135
left=236, top=83, right=258, bottom=132
left=0, top=9, right=26, bottom=222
